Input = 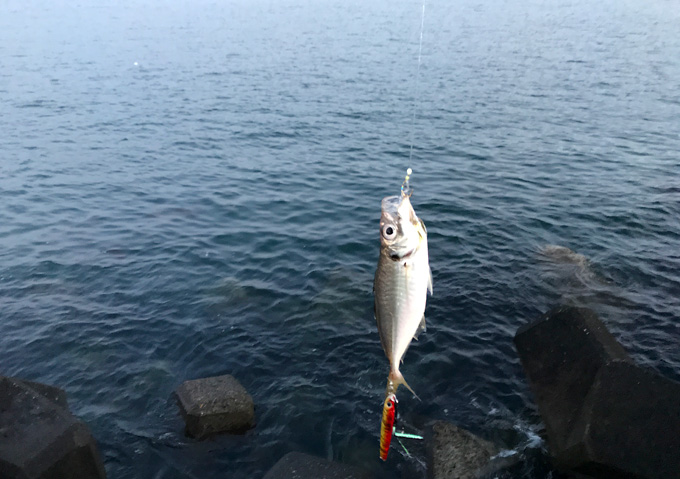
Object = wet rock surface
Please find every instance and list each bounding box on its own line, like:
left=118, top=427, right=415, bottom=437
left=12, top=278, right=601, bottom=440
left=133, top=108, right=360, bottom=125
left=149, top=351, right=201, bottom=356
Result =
left=262, top=452, right=370, bottom=479
left=515, top=306, right=680, bottom=479
left=175, top=374, right=254, bottom=439
left=427, top=421, right=500, bottom=479
left=0, top=376, right=106, bottom=479
left=514, top=306, right=631, bottom=453
left=11, top=378, right=69, bottom=409
left=562, top=360, right=680, bottom=478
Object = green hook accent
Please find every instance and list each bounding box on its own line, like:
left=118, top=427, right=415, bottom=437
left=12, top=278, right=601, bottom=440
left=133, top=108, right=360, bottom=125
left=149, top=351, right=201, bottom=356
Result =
left=394, top=432, right=424, bottom=440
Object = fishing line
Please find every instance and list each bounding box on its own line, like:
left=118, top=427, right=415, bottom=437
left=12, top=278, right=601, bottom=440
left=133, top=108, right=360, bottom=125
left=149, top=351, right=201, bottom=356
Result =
left=396, top=433, right=412, bottom=457
left=407, top=2, right=426, bottom=168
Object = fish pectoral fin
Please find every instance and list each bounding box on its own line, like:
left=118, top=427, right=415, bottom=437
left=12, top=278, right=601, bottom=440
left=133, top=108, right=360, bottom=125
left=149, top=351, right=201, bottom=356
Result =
left=419, top=218, right=428, bottom=234
left=413, top=315, right=426, bottom=340
left=428, top=267, right=433, bottom=295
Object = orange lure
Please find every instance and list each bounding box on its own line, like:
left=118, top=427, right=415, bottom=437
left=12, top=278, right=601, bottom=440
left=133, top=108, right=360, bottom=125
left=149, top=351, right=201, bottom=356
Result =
left=379, top=393, right=398, bottom=460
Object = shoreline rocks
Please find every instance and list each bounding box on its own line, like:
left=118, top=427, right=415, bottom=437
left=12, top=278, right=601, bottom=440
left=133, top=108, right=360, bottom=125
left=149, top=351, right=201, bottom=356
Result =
left=263, top=452, right=370, bottom=479
left=175, top=374, right=255, bottom=439
left=514, top=306, right=680, bottom=479
left=0, top=376, right=106, bottom=479
left=427, top=421, right=520, bottom=479
left=427, top=421, right=498, bottom=479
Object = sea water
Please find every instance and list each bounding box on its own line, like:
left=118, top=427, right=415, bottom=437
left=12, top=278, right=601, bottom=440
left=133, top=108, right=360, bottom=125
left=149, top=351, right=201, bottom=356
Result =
left=1, top=0, right=678, bottom=477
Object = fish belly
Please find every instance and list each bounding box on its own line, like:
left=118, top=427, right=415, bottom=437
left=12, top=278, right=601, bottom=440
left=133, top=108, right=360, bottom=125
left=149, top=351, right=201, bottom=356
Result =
left=375, top=249, right=429, bottom=370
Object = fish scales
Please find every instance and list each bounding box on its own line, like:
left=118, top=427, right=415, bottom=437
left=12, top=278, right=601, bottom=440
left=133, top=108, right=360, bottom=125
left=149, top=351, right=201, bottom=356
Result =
left=375, top=244, right=429, bottom=366
left=374, top=193, right=432, bottom=397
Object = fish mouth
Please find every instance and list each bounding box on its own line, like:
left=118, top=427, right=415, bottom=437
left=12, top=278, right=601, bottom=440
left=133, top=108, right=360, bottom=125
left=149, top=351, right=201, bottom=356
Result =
left=390, top=247, right=415, bottom=261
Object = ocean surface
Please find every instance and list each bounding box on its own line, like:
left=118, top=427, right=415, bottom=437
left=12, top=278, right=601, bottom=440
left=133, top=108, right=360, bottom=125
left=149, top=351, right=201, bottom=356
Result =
left=1, top=0, right=679, bottom=477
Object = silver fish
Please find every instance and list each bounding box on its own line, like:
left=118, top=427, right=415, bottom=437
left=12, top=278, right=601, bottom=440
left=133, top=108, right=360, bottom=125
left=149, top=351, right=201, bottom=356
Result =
left=374, top=190, right=432, bottom=398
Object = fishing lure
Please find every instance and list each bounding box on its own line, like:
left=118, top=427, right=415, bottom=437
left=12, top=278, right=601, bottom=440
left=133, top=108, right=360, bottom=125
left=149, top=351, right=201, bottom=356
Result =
left=379, top=393, right=398, bottom=460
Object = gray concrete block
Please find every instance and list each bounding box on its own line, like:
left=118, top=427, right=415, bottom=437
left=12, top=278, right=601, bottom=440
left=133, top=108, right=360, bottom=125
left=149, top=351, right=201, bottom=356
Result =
left=0, top=377, right=106, bottom=479
left=262, top=452, right=370, bottom=479
left=13, top=378, right=69, bottom=409
left=560, top=360, right=680, bottom=479
left=514, top=307, right=680, bottom=479
left=175, top=374, right=254, bottom=439
left=513, top=306, right=630, bottom=453
left=427, top=421, right=499, bottom=479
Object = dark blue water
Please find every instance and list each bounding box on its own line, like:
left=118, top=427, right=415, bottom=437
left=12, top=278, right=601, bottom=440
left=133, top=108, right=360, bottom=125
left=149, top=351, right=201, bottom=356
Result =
left=1, top=0, right=679, bottom=477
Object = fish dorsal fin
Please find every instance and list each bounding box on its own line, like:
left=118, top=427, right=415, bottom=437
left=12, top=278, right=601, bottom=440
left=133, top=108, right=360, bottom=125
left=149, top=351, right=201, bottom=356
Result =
left=413, top=315, right=426, bottom=340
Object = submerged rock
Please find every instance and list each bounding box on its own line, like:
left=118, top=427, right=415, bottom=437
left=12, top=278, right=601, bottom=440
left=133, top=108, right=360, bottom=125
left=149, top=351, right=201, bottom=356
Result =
left=262, top=452, right=370, bottom=479
left=0, top=376, right=106, bottom=479
left=538, top=245, right=588, bottom=267
left=514, top=306, right=680, bottom=479
left=175, top=374, right=254, bottom=439
left=537, top=245, right=604, bottom=291
left=426, top=421, right=500, bottom=479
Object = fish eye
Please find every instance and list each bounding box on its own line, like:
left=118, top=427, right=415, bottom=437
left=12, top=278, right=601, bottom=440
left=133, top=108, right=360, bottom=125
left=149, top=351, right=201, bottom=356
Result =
left=387, top=401, right=392, bottom=408
left=382, top=224, right=397, bottom=240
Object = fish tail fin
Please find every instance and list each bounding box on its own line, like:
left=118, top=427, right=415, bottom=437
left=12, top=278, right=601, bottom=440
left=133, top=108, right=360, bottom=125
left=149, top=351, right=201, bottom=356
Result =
left=389, top=370, right=421, bottom=401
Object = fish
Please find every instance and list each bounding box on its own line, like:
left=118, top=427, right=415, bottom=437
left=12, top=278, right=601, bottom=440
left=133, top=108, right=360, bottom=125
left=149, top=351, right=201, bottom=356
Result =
left=379, top=393, right=397, bottom=460
left=374, top=187, right=432, bottom=398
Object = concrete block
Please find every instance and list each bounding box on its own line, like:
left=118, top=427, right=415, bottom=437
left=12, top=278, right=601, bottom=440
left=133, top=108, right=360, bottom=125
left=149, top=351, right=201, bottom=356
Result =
left=175, top=374, right=254, bottom=439
left=513, top=306, right=630, bottom=453
left=0, top=377, right=106, bottom=479
left=514, top=306, right=680, bottom=479
left=262, top=452, right=370, bottom=479
left=13, top=378, right=69, bottom=409
left=560, top=360, right=680, bottom=479
left=427, top=421, right=499, bottom=479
